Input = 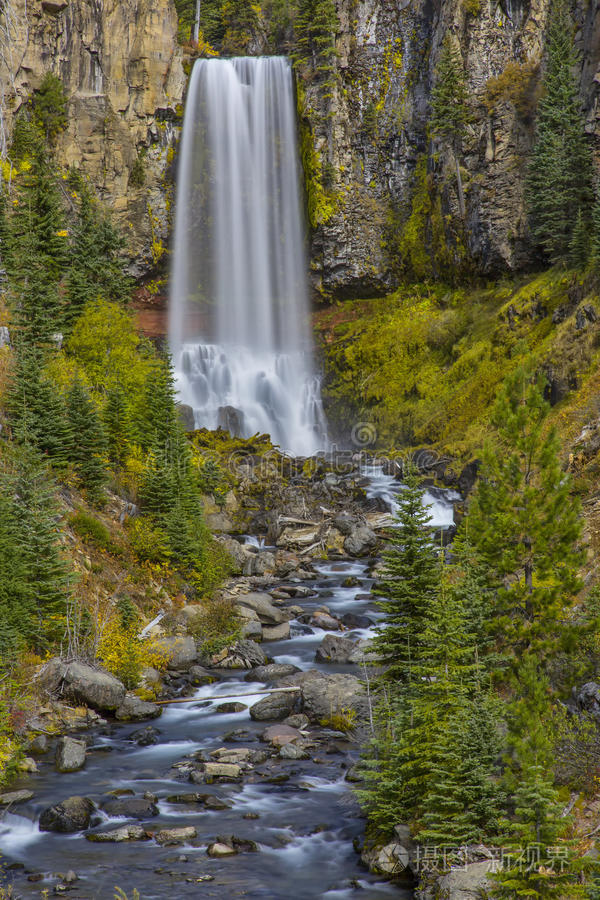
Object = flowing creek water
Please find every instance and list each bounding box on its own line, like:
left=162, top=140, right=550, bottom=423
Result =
left=0, top=471, right=456, bottom=899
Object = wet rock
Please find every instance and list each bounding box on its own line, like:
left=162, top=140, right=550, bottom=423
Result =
left=155, top=826, right=198, bottom=845
left=177, top=403, right=195, bottom=432
left=18, top=757, right=38, bottom=773
left=236, top=592, right=290, bottom=625
left=38, top=658, right=126, bottom=712
left=217, top=834, right=258, bottom=853
left=241, top=620, right=263, bottom=641
left=0, top=789, right=34, bottom=805
left=210, top=747, right=251, bottom=763
left=131, top=725, right=161, bottom=746
left=245, top=663, right=300, bottom=682
left=283, top=713, right=310, bottom=729
left=310, top=612, right=341, bottom=631
left=344, top=764, right=362, bottom=783
left=262, top=724, right=303, bottom=747
left=211, top=639, right=268, bottom=669
left=348, top=639, right=378, bottom=665
left=100, top=797, right=159, bottom=819
left=207, top=842, right=237, bottom=857
left=344, top=525, right=378, bottom=557
left=153, top=635, right=197, bottom=670
left=216, top=702, right=247, bottom=713
left=262, top=622, right=291, bottom=641
left=280, top=670, right=367, bottom=722
left=27, top=734, right=48, bottom=755
left=189, top=665, right=215, bottom=685
left=115, top=693, right=162, bottom=721
left=202, top=762, right=243, bottom=778
left=55, top=737, right=86, bottom=773
left=341, top=612, right=373, bottom=629
left=86, top=825, right=150, bottom=843
left=279, top=742, right=310, bottom=759
left=315, top=634, right=358, bottom=663
left=249, top=690, right=298, bottom=721
left=39, top=796, right=96, bottom=833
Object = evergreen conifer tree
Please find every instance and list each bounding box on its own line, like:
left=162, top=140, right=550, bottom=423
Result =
left=527, top=0, right=593, bottom=263
left=430, top=33, right=470, bottom=218
left=0, top=488, right=32, bottom=657
left=590, top=192, right=600, bottom=268
left=569, top=208, right=590, bottom=269
left=467, top=365, right=583, bottom=669
left=65, top=379, right=108, bottom=504
left=295, top=0, right=338, bottom=83
left=369, top=471, right=439, bottom=685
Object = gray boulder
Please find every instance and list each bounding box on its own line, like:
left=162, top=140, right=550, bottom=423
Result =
left=100, top=797, right=159, bottom=819
left=86, top=825, right=150, bottom=843
left=280, top=670, right=367, bottom=722
left=39, top=796, right=95, bottom=833
left=55, top=737, right=86, bottom=773
left=0, top=789, right=34, bottom=805
left=344, top=525, right=378, bottom=557
left=245, top=663, right=300, bottom=682
left=219, top=537, right=252, bottom=575
left=155, top=826, right=198, bottom=845
left=38, top=659, right=126, bottom=712
left=576, top=682, right=600, bottom=720
left=249, top=690, right=298, bottom=721
left=177, top=403, right=195, bottom=432
left=153, top=635, right=197, bottom=670
left=237, top=592, right=290, bottom=625
left=315, top=634, right=358, bottom=663
left=212, top=640, right=267, bottom=670
left=436, top=861, right=494, bottom=898
left=241, top=620, right=263, bottom=641
left=115, top=693, right=162, bottom=721
left=262, top=622, right=291, bottom=641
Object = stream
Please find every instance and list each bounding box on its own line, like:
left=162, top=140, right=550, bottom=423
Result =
left=0, top=469, right=456, bottom=899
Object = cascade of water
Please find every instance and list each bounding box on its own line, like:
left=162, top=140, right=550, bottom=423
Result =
left=169, top=56, right=328, bottom=456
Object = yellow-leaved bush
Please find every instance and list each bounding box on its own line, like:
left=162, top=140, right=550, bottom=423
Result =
left=98, top=617, right=167, bottom=691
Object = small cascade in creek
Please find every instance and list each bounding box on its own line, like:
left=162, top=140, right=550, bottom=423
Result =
left=169, top=56, right=328, bottom=457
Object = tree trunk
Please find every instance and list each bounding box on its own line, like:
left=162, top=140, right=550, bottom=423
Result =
left=454, top=151, right=466, bottom=220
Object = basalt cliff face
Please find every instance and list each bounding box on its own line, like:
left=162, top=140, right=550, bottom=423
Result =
left=0, top=0, right=185, bottom=274
left=3, top=0, right=600, bottom=292
left=297, top=0, right=600, bottom=299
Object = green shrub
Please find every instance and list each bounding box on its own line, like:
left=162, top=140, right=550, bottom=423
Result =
left=69, top=509, right=114, bottom=551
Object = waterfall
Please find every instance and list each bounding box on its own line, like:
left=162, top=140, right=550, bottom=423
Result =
left=169, top=57, right=328, bottom=457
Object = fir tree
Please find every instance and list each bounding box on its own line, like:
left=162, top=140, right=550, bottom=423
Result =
left=467, top=365, right=583, bottom=669
left=590, top=191, right=600, bottom=268
left=31, top=72, right=68, bottom=145
left=66, top=379, right=108, bottom=505
left=429, top=33, right=470, bottom=218
left=103, top=382, right=131, bottom=469
left=294, top=0, right=338, bottom=83
left=0, top=488, right=32, bottom=657
left=369, top=470, right=440, bottom=686
left=221, top=0, right=259, bottom=54
left=569, top=207, right=590, bottom=269
left=10, top=443, right=70, bottom=649
left=527, top=0, right=593, bottom=263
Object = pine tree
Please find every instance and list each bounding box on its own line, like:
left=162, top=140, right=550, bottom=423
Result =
left=103, top=381, right=131, bottom=468
left=64, top=182, right=131, bottom=332
left=295, top=0, right=338, bottom=82
left=0, top=488, right=32, bottom=658
left=9, top=346, right=72, bottom=466
left=590, top=191, right=600, bottom=268
left=429, top=33, right=470, bottom=218
left=10, top=443, right=70, bottom=649
left=66, top=379, right=108, bottom=504
left=369, top=470, right=440, bottom=686
left=467, top=365, right=583, bottom=669
left=31, top=72, right=68, bottom=145
left=221, top=0, right=259, bottom=54
left=527, top=0, right=593, bottom=263
left=569, top=208, right=590, bottom=269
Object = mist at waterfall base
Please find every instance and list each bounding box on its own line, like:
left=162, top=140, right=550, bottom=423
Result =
left=170, top=57, right=328, bottom=457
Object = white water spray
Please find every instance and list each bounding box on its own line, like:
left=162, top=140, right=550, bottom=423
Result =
left=170, top=57, right=328, bottom=456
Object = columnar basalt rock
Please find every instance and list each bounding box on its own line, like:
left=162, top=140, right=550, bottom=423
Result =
left=0, top=0, right=185, bottom=274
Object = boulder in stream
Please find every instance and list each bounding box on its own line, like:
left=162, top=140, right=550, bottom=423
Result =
left=154, top=826, right=198, bottom=845
left=86, top=825, right=150, bottom=843
left=344, top=525, right=378, bottom=557
left=39, top=796, right=96, bottom=833
left=100, top=796, right=159, bottom=819
left=55, top=736, right=86, bottom=773
left=249, top=690, right=298, bottom=721
left=236, top=592, right=290, bottom=625
left=115, top=693, right=162, bottom=721
left=38, top=659, right=126, bottom=712
left=262, top=621, right=291, bottom=641
left=245, top=663, right=300, bottom=682
left=211, top=639, right=267, bottom=669
left=315, top=634, right=358, bottom=663
left=0, top=789, right=34, bottom=805
left=280, top=670, right=367, bottom=723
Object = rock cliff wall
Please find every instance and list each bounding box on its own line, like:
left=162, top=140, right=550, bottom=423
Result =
left=0, top=0, right=185, bottom=274
left=299, top=0, right=600, bottom=298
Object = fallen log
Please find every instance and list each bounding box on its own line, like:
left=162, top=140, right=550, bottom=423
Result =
left=155, top=686, right=302, bottom=706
